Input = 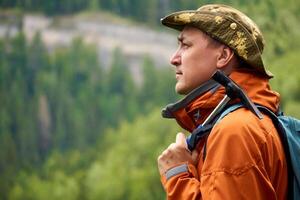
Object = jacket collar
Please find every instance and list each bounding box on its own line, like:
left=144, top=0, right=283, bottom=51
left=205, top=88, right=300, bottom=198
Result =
left=161, top=68, right=280, bottom=132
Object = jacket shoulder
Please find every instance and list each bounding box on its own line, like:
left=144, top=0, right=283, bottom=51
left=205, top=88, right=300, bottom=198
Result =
left=203, top=107, right=277, bottom=171
left=215, top=106, right=276, bottom=138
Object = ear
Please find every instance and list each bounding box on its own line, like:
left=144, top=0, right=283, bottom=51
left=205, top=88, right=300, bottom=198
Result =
left=216, top=46, right=235, bottom=69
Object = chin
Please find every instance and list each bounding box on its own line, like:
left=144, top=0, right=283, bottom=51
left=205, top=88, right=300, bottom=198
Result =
left=175, top=84, right=189, bottom=95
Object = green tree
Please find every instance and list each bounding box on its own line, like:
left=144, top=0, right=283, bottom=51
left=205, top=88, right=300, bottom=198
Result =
left=85, top=108, right=180, bottom=200
left=105, top=47, right=138, bottom=125
left=138, top=56, right=177, bottom=113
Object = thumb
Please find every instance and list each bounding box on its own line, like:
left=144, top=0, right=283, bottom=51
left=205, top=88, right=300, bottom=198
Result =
left=176, top=132, right=187, bottom=149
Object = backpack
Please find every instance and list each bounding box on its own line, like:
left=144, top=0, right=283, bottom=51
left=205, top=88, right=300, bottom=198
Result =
left=218, top=104, right=300, bottom=200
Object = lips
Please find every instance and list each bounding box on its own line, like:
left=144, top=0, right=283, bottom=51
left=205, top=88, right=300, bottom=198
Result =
left=176, top=71, right=183, bottom=79
left=176, top=70, right=183, bottom=75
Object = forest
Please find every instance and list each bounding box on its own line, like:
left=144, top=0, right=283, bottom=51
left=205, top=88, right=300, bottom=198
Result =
left=0, top=0, right=299, bottom=199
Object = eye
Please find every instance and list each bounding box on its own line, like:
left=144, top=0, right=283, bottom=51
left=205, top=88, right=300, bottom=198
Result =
left=181, top=42, right=190, bottom=49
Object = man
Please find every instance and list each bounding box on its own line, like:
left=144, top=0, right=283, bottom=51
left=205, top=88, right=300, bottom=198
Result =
left=157, top=4, right=288, bottom=200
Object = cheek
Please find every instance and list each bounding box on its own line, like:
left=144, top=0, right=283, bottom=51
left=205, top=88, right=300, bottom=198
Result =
left=183, top=56, right=216, bottom=87
left=180, top=54, right=199, bottom=84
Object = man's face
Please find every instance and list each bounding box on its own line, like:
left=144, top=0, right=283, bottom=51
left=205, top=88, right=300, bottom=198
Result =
left=170, top=26, right=220, bottom=95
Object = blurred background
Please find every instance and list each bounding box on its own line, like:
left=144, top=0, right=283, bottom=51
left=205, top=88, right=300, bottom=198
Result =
left=0, top=0, right=299, bottom=199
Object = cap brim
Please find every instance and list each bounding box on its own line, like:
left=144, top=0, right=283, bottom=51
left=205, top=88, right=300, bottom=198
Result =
left=161, top=10, right=197, bottom=31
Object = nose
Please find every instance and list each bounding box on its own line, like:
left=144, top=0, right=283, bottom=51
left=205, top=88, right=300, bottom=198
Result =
left=170, top=49, right=181, bottom=66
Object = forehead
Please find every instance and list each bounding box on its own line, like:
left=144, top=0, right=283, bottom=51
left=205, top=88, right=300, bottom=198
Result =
left=178, top=26, right=210, bottom=41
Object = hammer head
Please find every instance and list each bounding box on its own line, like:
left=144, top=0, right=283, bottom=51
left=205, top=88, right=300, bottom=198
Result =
left=212, top=70, right=263, bottom=119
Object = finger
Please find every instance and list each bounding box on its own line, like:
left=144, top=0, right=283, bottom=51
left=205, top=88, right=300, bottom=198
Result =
left=167, top=143, right=176, bottom=149
left=176, top=132, right=187, bottom=148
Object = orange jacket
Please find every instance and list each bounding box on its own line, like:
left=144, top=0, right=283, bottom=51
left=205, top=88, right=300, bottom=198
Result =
left=161, top=69, right=288, bottom=200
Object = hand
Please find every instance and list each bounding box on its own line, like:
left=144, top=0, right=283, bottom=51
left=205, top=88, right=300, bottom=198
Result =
left=157, top=132, right=199, bottom=176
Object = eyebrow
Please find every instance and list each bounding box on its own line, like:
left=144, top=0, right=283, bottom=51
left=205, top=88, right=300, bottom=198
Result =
left=177, top=35, right=184, bottom=43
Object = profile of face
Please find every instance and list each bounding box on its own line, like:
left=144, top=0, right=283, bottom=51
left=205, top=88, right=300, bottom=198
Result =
left=170, top=26, right=223, bottom=95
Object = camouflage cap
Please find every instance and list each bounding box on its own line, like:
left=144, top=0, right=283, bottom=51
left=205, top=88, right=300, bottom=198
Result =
left=161, top=4, right=273, bottom=78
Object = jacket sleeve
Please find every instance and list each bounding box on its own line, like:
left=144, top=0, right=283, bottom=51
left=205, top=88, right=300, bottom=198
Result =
left=161, top=110, right=280, bottom=200
left=161, top=163, right=203, bottom=200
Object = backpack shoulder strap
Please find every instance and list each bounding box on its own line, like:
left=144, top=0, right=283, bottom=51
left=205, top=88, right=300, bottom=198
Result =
left=199, top=103, right=244, bottom=160
left=216, top=103, right=244, bottom=123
